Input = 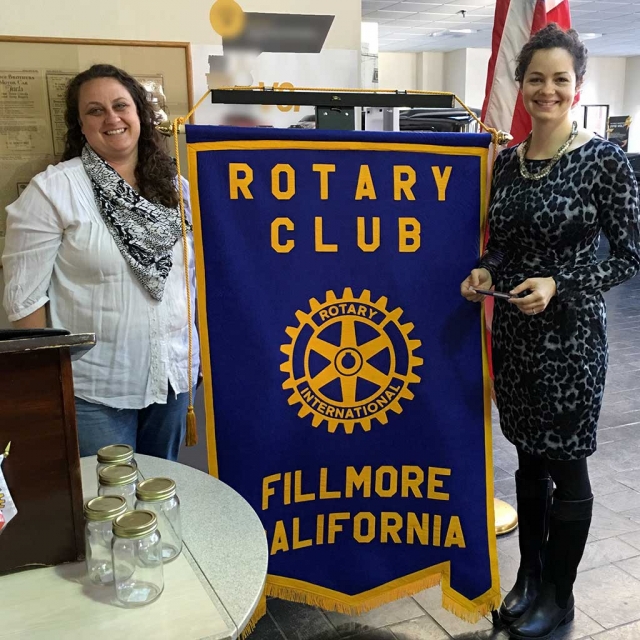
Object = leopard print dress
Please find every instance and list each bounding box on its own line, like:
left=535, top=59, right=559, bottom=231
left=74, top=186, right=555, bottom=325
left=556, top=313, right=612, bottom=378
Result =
left=480, top=137, right=640, bottom=460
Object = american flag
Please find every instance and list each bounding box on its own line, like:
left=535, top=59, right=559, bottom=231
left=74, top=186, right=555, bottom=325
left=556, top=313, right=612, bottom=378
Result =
left=482, top=0, right=573, bottom=147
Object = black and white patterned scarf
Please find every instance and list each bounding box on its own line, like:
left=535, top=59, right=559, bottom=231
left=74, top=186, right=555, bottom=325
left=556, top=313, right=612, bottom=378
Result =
left=82, top=144, right=185, bottom=301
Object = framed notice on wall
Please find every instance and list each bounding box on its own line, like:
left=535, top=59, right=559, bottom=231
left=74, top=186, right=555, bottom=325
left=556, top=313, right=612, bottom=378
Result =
left=0, top=36, right=193, bottom=262
left=0, top=70, right=51, bottom=155
left=45, top=72, right=75, bottom=156
left=582, top=104, right=610, bottom=138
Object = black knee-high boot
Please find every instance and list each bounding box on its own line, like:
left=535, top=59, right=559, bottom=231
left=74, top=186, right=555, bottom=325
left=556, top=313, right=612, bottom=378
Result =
left=509, top=494, right=593, bottom=639
left=499, top=472, right=553, bottom=623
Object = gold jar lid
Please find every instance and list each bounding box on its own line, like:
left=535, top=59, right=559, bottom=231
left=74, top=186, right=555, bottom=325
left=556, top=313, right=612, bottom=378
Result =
left=84, top=495, right=128, bottom=522
left=97, top=444, right=134, bottom=464
left=136, top=477, right=176, bottom=502
left=113, top=510, right=158, bottom=540
left=98, top=463, right=138, bottom=486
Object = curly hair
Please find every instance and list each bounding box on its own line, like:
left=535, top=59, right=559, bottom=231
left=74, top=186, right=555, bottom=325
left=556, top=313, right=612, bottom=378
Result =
left=515, top=23, right=588, bottom=85
left=61, top=64, right=178, bottom=208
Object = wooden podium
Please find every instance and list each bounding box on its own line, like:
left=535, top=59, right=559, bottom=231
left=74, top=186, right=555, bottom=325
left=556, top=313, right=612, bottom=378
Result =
left=0, top=331, right=95, bottom=574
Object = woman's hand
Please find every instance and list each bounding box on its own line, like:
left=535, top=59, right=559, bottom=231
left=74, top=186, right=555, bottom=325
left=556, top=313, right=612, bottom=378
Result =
left=508, top=277, right=557, bottom=315
left=197, top=367, right=204, bottom=390
left=460, top=268, right=492, bottom=302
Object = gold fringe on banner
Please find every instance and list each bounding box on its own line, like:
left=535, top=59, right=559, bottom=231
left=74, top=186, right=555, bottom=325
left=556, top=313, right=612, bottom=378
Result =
left=440, top=587, right=503, bottom=624
left=265, top=574, right=440, bottom=616
left=263, top=569, right=502, bottom=625
left=240, top=592, right=267, bottom=639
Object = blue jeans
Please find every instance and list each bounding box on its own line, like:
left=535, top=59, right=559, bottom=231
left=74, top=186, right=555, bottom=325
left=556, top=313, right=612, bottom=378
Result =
left=75, top=385, right=190, bottom=461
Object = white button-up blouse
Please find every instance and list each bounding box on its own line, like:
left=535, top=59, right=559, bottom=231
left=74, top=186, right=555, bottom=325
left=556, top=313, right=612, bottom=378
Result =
left=2, top=158, right=200, bottom=409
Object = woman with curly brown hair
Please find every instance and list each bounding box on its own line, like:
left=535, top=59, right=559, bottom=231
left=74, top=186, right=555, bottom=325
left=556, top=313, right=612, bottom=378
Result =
left=461, top=24, right=640, bottom=640
left=2, top=64, right=199, bottom=461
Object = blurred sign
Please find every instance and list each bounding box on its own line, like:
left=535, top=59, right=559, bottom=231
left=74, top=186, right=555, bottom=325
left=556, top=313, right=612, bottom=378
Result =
left=222, top=12, right=334, bottom=54
left=608, top=116, right=631, bottom=151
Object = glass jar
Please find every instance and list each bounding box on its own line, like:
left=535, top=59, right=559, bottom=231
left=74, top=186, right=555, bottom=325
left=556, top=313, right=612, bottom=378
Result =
left=96, top=444, right=138, bottom=485
left=84, top=495, right=128, bottom=585
left=98, top=464, right=138, bottom=509
left=135, top=477, right=182, bottom=562
left=112, top=510, right=164, bottom=606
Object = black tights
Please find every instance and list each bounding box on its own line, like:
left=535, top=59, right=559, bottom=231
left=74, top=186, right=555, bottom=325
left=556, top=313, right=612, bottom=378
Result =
left=517, top=448, right=592, bottom=501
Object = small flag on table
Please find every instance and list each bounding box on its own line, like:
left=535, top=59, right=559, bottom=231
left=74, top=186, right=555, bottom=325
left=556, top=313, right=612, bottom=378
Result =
left=0, top=442, right=17, bottom=535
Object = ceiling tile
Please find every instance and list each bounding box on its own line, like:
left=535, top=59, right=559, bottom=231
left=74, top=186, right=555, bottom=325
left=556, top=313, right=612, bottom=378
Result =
left=362, top=0, right=400, bottom=8
left=413, top=4, right=471, bottom=13
left=365, top=9, right=417, bottom=19
left=386, top=2, right=447, bottom=10
left=371, top=0, right=640, bottom=56
left=446, top=0, right=495, bottom=6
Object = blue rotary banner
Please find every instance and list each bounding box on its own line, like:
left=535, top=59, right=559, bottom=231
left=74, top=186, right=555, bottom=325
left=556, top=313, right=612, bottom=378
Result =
left=186, top=125, right=500, bottom=621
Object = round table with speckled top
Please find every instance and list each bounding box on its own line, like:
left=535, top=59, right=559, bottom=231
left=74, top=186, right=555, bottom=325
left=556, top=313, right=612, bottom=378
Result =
left=82, top=454, right=268, bottom=638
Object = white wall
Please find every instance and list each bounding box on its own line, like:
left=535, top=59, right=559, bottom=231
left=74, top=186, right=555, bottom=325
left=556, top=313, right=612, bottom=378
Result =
left=417, top=52, right=445, bottom=92
left=381, top=48, right=633, bottom=121
left=443, top=49, right=468, bottom=103
left=377, top=51, right=445, bottom=91
left=624, top=57, right=640, bottom=153
left=445, top=48, right=625, bottom=113
left=378, top=52, right=418, bottom=90
left=442, top=48, right=489, bottom=108
left=379, top=50, right=470, bottom=99
left=581, top=56, right=627, bottom=120
left=464, top=48, right=492, bottom=110
left=461, top=49, right=627, bottom=116
left=459, top=49, right=628, bottom=117
left=0, top=0, right=362, bottom=50
left=383, top=48, right=487, bottom=108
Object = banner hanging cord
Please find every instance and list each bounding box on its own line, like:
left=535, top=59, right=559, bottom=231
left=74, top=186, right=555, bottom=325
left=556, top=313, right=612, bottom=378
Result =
left=213, top=85, right=512, bottom=146
left=172, top=90, right=210, bottom=447
left=170, top=86, right=509, bottom=446
left=169, top=86, right=512, bottom=145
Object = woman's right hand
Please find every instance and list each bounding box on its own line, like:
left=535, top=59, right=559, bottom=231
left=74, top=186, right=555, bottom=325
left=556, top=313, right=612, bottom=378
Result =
left=460, top=268, right=492, bottom=302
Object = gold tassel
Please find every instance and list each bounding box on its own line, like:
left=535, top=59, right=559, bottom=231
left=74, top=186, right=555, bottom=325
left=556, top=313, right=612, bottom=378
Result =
left=441, top=591, right=502, bottom=624
left=186, top=405, right=198, bottom=446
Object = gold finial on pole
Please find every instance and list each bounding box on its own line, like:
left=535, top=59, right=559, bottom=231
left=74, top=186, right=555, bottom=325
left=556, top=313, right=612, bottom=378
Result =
left=2, top=441, right=10, bottom=460
left=495, top=131, right=514, bottom=146
left=156, top=120, right=177, bottom=137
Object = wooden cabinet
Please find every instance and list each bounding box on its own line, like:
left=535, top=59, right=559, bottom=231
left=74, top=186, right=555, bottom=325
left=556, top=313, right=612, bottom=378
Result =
left=0, top=333, right=94, bottom=573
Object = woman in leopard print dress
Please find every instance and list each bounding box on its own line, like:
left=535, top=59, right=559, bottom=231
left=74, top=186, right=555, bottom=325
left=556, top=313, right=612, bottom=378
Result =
left=461, top=25, right=640, bottom=640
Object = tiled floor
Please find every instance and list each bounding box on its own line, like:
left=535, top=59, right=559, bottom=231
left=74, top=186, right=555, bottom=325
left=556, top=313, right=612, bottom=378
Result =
left=250, top=273, right=640, bottom=640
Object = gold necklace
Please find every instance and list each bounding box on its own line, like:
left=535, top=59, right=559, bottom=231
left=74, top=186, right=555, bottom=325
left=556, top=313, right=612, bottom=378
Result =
left=517, top=121, right=578, bottom=181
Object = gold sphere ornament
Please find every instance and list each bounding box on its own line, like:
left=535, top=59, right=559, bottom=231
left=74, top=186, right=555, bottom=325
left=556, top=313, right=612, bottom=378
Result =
left=210, top=0, right=246, bottom=39
left=494, top=497, right=518, bottom=535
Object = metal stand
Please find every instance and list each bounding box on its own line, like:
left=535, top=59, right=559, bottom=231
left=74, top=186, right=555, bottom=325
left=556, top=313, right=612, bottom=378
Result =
left=209, top=88, right=455, bottom=131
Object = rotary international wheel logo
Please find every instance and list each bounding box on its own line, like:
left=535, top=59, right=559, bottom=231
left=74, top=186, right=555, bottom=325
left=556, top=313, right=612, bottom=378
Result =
left=280, top=288, right=423, bottom=434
